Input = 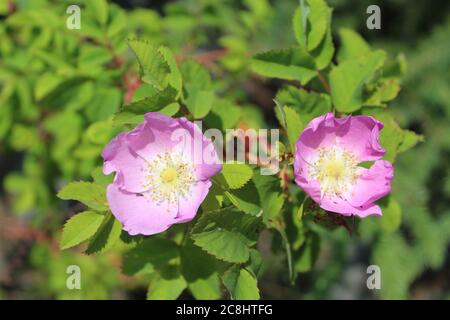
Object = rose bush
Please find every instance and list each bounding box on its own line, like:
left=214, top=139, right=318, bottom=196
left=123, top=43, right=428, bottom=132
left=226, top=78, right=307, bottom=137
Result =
left=57, top=0, right=420, bottom=298
left=3, top=0, right=445, bottom=300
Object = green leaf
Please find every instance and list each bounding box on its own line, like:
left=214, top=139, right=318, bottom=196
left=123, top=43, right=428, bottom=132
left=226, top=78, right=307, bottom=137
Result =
left=274, top=100, right=288, bottom=132
left=273, top=222, right=295, bottom=283
left=252, top=174, right=284, bottom=222
left=283, top=106, right=303, bottom=151
left=364, top=79, right=401, bottom=107
left=60, top=211, right=105, bottom=250
left=213, top=166, right=261, bottom=215
left=181, top=240, right=222, bottom=300
left=158, top=46, right=182, bottom=95
left=121, top=85, right=178, bottom=115
left=397, top=130, right=424, bottom=154
left=222, top=266, right=260, bottom=300
left=107, top=4, right=127, bottom=38
left=33, top=50, right=74, bottom=72
left=293, top=0, right=331, bottom=53
left=180, top=60, right=213, bottom=118
left=184, top=89, right=214, bottom=119
left=10, top=125, right=39, bottom=151
left=224, top=181, right=262, bottom=216
left=205, top=98, right=242, bottom=131
left=379, top=196, right=402, bottom=232
left=113, top=112, right=144, bottom=127
left=275, top=86, right=331, bottom=127
left=132, top=83, right=158, bottom=101
left=251, top=48, right=317, bottom=84
left=383, top=54, right=408, bottom=79
left=3, top=173, right=27, bottom=195
left=3, top=173, right=36, bottom=214
left=78, top=45, right=112, bottom=69
left=34, top=74, right=63, bottom=101
left=306, top=0, right=330, bottom=51
left=201, top=184, right=224, bottom=212
left=147, top=266, right=187, bottom=300
left=292, top=6, right=308, bottom=48
left=90, top=0, right=109, bottom=26
left=86, top=120, right=114, bottom=145
left=57, top=182, right=108, bottom=211
left=122, top=238, right=179, bottom=276
left=85, top=213, right=122, bottom=255
left=274, top=102, right=302, bottom=151
left=295, top=201, right=306, bottom=231
left=44, top=111, right=83, bottom=149
left=0, top=1, right=8, bottom=14
left=246, top=248, right=263, bottom=278
left=294, top=231, right=320, bottom=273
left=218, top=163, right=253, bottom=189
left=219, top=35, right=248, bottom=71
left=373, top=233, right=422, bottom=299
left=337, top=28, right=371, bottom=62
left=191, top=208, right=261, bottom=263
left=128, top=39, right=170, bottom=91
left=40, top=77, right=93, bottom=111
left=160, top=102, right=180, bottom=116
left=91, top=167, right=114, bottom=187
left=0, top=103, right=12, bottom=139
left=330, top=50, right=386, bottom=112
left=180, top=60, right=212, bottom=91
left=191, top=229, right=250, bottom=264
left=311, top=27, right=334, bottom=70
left=86, top=86, right=122, bottom=121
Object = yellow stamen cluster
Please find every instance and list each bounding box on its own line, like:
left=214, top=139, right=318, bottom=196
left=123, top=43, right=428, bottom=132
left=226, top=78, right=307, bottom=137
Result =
left=142, top=151, right=195, bottom=206
left=309, top=145, right=359, bottom=198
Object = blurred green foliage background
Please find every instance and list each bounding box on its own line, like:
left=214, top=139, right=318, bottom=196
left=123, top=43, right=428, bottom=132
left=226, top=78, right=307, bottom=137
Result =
left=0, top=0, right=449, bottom=299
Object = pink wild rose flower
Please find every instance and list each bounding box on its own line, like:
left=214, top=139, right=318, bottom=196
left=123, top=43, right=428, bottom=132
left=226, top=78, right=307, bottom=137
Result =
left=102, top=113, right=222, bottom=235
left=293, top=112, right=394, bottom=217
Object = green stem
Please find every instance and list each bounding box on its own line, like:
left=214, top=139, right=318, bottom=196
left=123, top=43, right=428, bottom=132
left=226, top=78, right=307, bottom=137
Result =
left=278, top=225, right=295, bottom=285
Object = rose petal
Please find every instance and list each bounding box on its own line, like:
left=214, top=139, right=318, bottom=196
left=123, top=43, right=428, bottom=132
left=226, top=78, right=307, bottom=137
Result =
left=102, top=132, right=148, bottom=193
left=348, top=160, right=394, bottom=207
left=126, top=114, right=180, bottom=162
left=107, top=184, right=178, bottom=236
left=319, top=194, right=383, bottom=217
left=295, top=112, right=339, bottom=163
left=177, top=117, right=222, bottom=180
left=175, top=180, right=211, bottom=223
left=336, top=115, right=385, bottom=161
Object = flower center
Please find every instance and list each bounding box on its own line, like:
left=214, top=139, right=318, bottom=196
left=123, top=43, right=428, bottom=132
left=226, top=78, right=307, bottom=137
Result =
left=161, top=167, right=177, bottom=183
left=309, top=145, right=359, bottom=198
left=323, top=161, right=345, bottom=179
left=142, top=151, right=195, bottom=205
